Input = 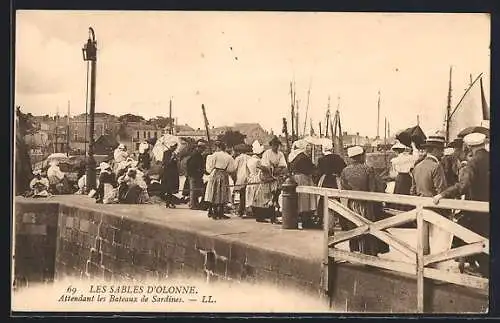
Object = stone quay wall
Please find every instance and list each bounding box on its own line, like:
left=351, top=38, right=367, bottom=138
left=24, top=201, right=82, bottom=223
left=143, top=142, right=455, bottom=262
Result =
left=14, top=197, right=488, bottom=313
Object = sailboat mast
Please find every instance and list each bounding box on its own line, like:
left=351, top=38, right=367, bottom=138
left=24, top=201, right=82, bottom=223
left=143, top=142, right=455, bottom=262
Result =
left=445, top=66, right=453, bottom=143
left=67, top=100, right=71, bottom=156
left=377, top=91, right=381, bottom=139
left=303, top=80, right=311, bottom=136
left=325, top=96, right=331, bottom=138
left=169, top=98, right=173, bottom=135
left=295, top=99, right=300, bottom=138
left=290, top=81, right=295, bottom=141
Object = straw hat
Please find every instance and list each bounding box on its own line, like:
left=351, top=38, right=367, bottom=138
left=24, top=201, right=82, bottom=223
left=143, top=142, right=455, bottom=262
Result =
left=463, top=133, right=486, bottom=147
left=422, top=135, right=446, bottom=148
left=347, top=146, right=364, bottom=158
left=391, top=141, right=407, bottom=151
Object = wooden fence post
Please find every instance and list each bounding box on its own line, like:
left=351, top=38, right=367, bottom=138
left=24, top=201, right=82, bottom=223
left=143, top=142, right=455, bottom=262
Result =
left=321, top=192, right=331, bottom=305
left=416, top=206, right=430, bottom=313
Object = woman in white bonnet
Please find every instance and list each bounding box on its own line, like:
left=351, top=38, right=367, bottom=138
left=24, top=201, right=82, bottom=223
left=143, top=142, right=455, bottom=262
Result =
left=245, top=141, right=268, bottom=218
left=288, top=137, right=318, bottom=226
left=95, top=162, right=118, bottom=204
left=29, top=169, right=50, bottom=197
left=137, top=141, right=151, bottom=170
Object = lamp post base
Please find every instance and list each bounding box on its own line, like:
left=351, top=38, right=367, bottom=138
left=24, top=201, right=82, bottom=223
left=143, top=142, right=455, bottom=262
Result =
left=85, top=156, right=97, bottom=193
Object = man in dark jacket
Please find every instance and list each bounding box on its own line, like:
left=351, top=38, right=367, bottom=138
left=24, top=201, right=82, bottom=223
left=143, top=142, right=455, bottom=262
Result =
left=186, top=140, right=207, bottom=209
left=433, top=132, right=490, bottom=277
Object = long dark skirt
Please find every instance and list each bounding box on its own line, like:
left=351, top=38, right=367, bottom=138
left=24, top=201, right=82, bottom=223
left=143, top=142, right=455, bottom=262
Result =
left=317, top=174, right=339, bottom=217
left=182, top=176, right=191, bottom=197
left=387, top=173, right=414, bottom=211
left=342, top=200, right=389, bottom=255
left=317, top=174, right=340, bottom=231
left=205, top=169, right=231, bottom=205
left=119, top=184, right=142, bottom=204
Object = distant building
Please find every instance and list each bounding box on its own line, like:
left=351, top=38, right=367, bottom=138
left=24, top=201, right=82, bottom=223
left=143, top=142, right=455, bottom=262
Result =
left=94, top=134, right=119, bottom=156
left=342, top=132, right=371, bottom=147
left=232, top=123, right=272, bottom=145
left=176, top=123, right=272, bottom=146
left=172, top=124, right=195, bottom=134
left=118, top=122, right=162, bottom=152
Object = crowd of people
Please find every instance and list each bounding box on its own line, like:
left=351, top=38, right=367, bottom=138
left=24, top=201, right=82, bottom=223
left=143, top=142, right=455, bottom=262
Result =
left=26, top=126, right=489, bottom=276
left=385, top=130, right=490, bottom=277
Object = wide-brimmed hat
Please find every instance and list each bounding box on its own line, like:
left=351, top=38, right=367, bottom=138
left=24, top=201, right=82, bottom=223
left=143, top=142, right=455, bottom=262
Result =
left=269, top=135, right=281, bottom=146
left=347, top=146, right=364, bottom=158
left=391, top=141, right=407, bottom=151
left=463, top=132, right=486, bottom=147
left=422, top=135, right=446, bottom=148
left=292, top=139, right=307, bottom=150
left=118, top=144, right=126, bottom=150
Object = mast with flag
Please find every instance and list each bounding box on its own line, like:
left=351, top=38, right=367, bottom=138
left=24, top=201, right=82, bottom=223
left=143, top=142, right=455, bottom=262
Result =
left=446, top=72, right=489, bottom=141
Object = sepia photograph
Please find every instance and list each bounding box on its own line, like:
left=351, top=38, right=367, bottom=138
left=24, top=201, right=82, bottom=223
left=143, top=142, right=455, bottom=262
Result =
left=12, top=10, right=490, bottom=314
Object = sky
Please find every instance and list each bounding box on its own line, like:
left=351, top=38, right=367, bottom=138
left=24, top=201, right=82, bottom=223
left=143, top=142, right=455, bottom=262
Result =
left=14, top=11, right=490, bottom=137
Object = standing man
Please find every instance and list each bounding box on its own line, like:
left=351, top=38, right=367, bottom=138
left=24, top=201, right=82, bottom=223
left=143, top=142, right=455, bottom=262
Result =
left=410, top=134, right=448, bottom=201
left=441, top=137, right=465, bottom=187
left=186, top=140, right=207, bottom=210
left=432, top=132, right=490, bottom=277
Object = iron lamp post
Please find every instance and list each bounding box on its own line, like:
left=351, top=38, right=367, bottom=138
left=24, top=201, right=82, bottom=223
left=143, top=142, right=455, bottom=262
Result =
left=82, top=27, right=98, bottom=192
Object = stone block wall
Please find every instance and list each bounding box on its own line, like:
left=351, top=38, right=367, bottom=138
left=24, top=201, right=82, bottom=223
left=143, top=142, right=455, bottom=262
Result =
left=14, top=202, right=59, bottom=288
left=54, top=204, right=323, bottom=297
left=14, top=198, right=489, bottom=313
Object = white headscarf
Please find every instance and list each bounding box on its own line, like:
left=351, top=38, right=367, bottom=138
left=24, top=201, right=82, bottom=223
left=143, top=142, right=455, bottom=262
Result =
left=138, top=142, right=149, bottom=154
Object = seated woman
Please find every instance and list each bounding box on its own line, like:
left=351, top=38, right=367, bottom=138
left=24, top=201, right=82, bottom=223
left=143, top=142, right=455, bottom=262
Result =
left=47, top=160, right=71, bottom=194
left=95, top=162, right=118, bottom=204
left=29, top=169, right=50, bottom=198
left=117, top=168, right=146, bottom=204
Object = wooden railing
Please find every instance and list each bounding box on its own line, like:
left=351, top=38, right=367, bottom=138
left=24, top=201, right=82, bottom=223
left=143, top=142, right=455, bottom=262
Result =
left=296, top=186, right=489, bottom=313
